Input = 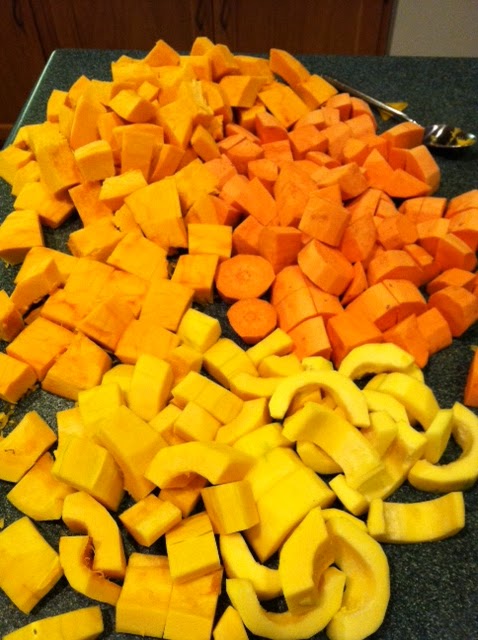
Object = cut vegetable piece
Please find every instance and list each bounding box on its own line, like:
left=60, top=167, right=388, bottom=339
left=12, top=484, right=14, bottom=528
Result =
left=115, top=553, right=172, bottom=638
left=326, top=516, right=390, bottom=640
left=367, top=492, right=465, bottom=543
left=0, top=516, right=63, bottom=613
left=279, top=506, right=333, bottom=613
left=6, top=452, right=75, bottom=521
left=177, top=307, right=222, bottom=353
left=146, top=440, right=255, bottom=489
left=0, top=352, right=37, bottom=403
left=62, top=491, right=126, bottom=579
left=283, top=402, right=382, bottom=489
left=119, top=494, right=182, bottom=547
left=140, top=278, right=194, bottom=333
left=0, top=411, right=56, bottom=483
left=165, top=511, right=221, bottom=582
left=0, top=209, right=43, bottom=265
left=2, top=606, right=104, bottom=640
left=288, top=315, right=332, bottom=361
left=226, top=567, right=345, bottom=640
left=215, top=254, right=276, bottom=302
left=213, top=605, right=249, bottom=640
left=96, top=404, right=167, bottom=501
left=338, top=342, right=415, bottom=379
left=298, top=239, right=354, bottom=297
left=59, top=535, right=121, bottom=606
left=408, top=401, right=478, bottom=492
left=428, top=285, right=478, bottom=337
left=201, top=479, right=259, bottom=533
left=269, top=369, right=370, bottom=427
left=52, top=435, right=124, bottom=511
left=42, top=332, right=112, bottom=401
left=163, top=568, right=223, bottom=640
left=219, top=532, right=282, bottom=600
left=245, top=463, right=335, bottom=562
left=227, top=298, right=278, bottom=345
left=171, top=253, right=219, bottom=304
left=128, top=353, right=174, bottom=422
left=376, top=371, right=439, bottom=429
left=464, top=348, right=478, bottom=407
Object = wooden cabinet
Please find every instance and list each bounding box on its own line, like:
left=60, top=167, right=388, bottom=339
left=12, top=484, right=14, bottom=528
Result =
left=1, top=0, right=395, bottom=145
left=31, top=0, right=213, bottom=54
left=0, top=0, right=47, bottom=143
left=212, top=0, right=395, bottom=55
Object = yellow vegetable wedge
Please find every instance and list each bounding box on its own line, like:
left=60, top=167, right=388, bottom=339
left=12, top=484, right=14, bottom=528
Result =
left=145, top=440, right=255, bottom=488
left=338, top=342, right=415, bottom=379
left=376, top=371, right=439, bottom=429
left=283, top=402, right=383, bottom=490
left=408, top=401, right=478, bottom=492
left=326, top=516, right=390, bottom=640
left=278, top=506, right=333, bottom=612
left=269, top=370, right=370, bottom=427
left=59, top=535, right=122, bottom=606
left=219, top=532, right=282, bottom=600
left=62, top=490, right=126, bottom=579
left=226, top=567, right=345, bottom=640
left=367, top=492, right=465, bottom=543
left=2, top=606, right=104, bottom=640
left=213, top=605, right=249, bottom=640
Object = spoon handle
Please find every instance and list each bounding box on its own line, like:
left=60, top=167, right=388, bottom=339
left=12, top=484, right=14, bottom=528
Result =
left=322, top=75, right=419, bottom=125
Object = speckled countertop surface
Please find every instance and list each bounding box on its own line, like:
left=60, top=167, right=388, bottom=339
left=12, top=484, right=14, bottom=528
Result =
left=0, top=50, right=477, bottom=640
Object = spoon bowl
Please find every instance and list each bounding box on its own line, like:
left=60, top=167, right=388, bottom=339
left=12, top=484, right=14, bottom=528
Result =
left=322, top=75, right=476, bottom=152
left=423, top=124, right=476, bottom=150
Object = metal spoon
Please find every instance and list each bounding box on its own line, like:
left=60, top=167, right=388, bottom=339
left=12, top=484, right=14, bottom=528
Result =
left=322, top=75, right=476, bottom=151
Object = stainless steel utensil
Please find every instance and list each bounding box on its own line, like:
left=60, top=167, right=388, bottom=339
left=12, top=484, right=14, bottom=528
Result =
left=322, top=75, right=476, bottom=151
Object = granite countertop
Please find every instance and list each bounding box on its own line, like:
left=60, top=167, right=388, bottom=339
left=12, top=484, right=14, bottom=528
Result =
left=0, top=50, right=477, bottom=640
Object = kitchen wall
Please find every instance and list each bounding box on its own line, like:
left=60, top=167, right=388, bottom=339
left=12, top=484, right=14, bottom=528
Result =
left=388, top=0, right=478, bottom=56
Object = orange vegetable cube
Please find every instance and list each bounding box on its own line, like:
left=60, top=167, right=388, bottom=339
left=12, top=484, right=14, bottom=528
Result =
left=258, top=84, right=309, bottom=128
left=289, top=315, right=332, bottom=361
left=269, top=48, right=310, bottom=88
left=383, top=314, right=430, bottom=369
left=6, top=316, right=75, bottom=380
left=69, top=93, right=106, bottom=150
left=77, top=294, right=135, bottom=352
left=99, top=169, right=148, bottom=210
left=258, top=225, right=303, bottom=274
left=141, top=278, right=194, bottom=333
left=0, top=145, right=33, bottom=185
left=0, top=352, right=36, bottom=403
left=464, top=348, right=478, bottom=407
left=41, top=332, right=112, bottom=401
left=219, top=75, right=265, bottom=108
left=0, top=209, right=44, bottom=265
left=171, top=253, right=220, bottom=304
left=107, top=230, right=168, bottom=280
left=0, top=411, right=57, bottom=483
left=109, top=88, right=156, bottom=123
left=428, top=285, right=478, bottom=337
left=73, top=139, right=116, bottom=182
left=0, top=290, right=24, bottom=341
left=294, top=74, right=338, bottom=109
left=67, top=217, right=124, bottom=261
left=327, top=309, right=383, bottom=367
left=120, top=495, right=182, bottom=547
left=68, top=181, right=111, bottom=227
left=298, top=239, right=353, bottom=296
left=187, top=222, right=233, bottom=260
